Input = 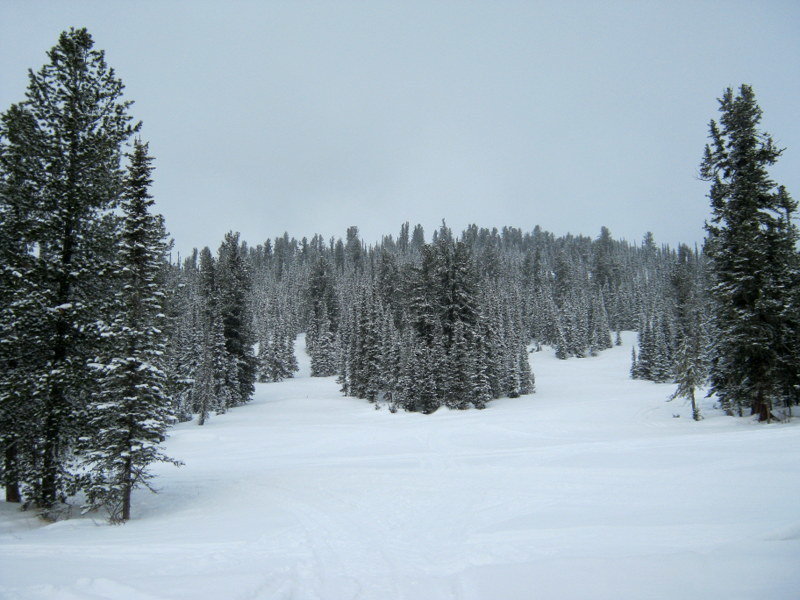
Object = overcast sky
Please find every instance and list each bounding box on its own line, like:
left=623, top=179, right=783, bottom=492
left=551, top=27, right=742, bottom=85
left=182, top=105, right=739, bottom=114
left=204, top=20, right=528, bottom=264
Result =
left=2, top=1, right=799, bottom=256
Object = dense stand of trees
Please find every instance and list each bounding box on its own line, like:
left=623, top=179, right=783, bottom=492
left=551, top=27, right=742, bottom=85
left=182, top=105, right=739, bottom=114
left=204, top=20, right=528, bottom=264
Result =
left=235, top=220, right=713, bottom=414
left=1, top=32, right=798, bottom=521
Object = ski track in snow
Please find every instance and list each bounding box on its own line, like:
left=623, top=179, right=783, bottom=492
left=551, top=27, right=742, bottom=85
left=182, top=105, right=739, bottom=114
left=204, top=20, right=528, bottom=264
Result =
left=2, top=333, right=800, bottom=599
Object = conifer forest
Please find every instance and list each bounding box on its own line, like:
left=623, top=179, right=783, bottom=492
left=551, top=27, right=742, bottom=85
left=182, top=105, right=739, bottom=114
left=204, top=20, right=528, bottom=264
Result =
left=1, top=23, right=799, bottom=600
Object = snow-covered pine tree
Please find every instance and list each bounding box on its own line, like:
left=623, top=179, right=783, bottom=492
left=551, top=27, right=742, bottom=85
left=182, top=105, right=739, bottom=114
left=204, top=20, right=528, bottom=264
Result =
left=632, top=315, right=652, bottom=380
left=650, top=313, right=675, bottom=383
left=256, top=324, right=272, bottom=383
left=309, top=309, right=337, bottom=377
left=376, top=247, right=401, bottom=324
left=80, top=140, right=178, bottom=522
left=470, top=325, right=493, bottom=409
left=445, top=319, right=473, bottom=409
left=0, top=28, right=138, bottom=511
left=280, top=316, right=299, bottom=377
left=410, top=223, right=426, bottom=251
left=217, top=232, right=257, bottom=407
left=193, top=247, right=230, bottom=424
left=342, top=289, right=383, bottom=402
left=377, top=309, right=401, bottom=406
left=163, top=253, right=201, bottom=422
left=345, top=226, right=364, bottom=273
left=700, top=85, right=799, bottom=421
left=670, top=304, right=708, bottom=421
left=588, top=288, right=613, bottom=356
left=255, top=289, right=294, bottom=383
left=306, top=256, right=339, bottom=375
left=632, top=301, right=675, bottom=383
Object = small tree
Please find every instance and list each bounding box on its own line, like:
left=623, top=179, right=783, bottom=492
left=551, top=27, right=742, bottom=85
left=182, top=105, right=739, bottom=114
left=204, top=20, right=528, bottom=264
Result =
left=669, top=308, right=707, bottom=421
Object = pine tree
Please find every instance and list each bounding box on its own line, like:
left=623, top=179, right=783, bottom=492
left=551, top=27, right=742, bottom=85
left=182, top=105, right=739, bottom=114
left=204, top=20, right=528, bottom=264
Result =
left=700, top=85, right=799, bottom=421
left=670, top=306, right=708, bottom=421
left=650, top=314, right=674, bottom=383
left=470, top=329, right=493, bottom=409
left=377, top=309, right=401, bottom=406
left=217, top=232, right=256, bottom=407
left=193, top=248, right=230, bottom=424
left=309, top=310, right=337, bottom=377
left=445, top=319, right=473, bottom=409
left=588, top=288, right=613, bottom=355
left=163, top=256, right=200, bottom=422
left=0, top=28, right=138, bottom=510
left=306, top=256, right=339, bottom=374
left=79, top=140, right=178, bottom=522
left=517, top=341, right=535, bottom=396
left=633, top=316, right=652, bottom=380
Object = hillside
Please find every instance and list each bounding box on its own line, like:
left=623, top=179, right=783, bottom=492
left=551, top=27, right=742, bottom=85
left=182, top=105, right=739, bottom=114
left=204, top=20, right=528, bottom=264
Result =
left=1, top=333, right=799, bottom=600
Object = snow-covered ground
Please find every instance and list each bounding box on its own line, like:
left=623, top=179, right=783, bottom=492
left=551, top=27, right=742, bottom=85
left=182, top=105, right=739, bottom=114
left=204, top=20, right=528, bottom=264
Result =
left=2, top=333, right=799, bottom=600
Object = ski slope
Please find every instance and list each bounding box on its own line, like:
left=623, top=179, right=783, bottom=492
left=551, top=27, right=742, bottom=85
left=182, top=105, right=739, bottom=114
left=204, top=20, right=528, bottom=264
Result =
left=2, top=333, right=799, bottom=599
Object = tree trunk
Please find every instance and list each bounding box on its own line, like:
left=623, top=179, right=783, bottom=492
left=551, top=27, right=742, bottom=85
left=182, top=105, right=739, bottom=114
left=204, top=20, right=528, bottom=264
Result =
left=753, top=388, right=771, bottom=422
left=40, top=407, right=60, bottom=508
left=40, top=222, right=74, bottom=509
left=121, top=455, right=132, bottom=521
left=4, top=441, right=22, bottom=503
left=690, top=389, right=701, bottom=421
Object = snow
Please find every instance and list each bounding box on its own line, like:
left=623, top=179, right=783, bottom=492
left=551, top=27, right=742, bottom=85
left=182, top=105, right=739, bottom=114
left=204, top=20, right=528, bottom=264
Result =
left=2, top=332, right=799, bottom=599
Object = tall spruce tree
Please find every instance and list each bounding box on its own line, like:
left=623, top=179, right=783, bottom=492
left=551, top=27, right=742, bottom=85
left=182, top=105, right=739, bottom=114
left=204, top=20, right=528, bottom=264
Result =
left=217, top=232, right=256, bottom=407
left=700, top=85, right=799, bottom=421
left=0, top=28, right=137, bottom=510
left=80, top=140, right=178, bottom=522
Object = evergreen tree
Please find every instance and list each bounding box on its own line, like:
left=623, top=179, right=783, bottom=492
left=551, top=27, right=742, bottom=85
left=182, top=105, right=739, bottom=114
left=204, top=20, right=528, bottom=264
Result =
left=79, top=140, right=178, bottom=522
left=217, top=232, right=256, bottom=407
left=0, top=28, right=137, bottom=510
left=470, top=329, right=493, bottom=409
left=163, top=255, right=200, bottom=422
left=193, top=247, right=230, bottom=424
left=588, top=288, right=613, bottom=355
left=670, top=306, right=708, bottom=421
left=306, top=256, right=339, bottom=373
left=258, top=312, right=299, bottom=382
left=309, top=310, right=337, bottom=376
left=410, top=224, right=425, bottom=250
left=445, top=319, right=473, bottom=409
left=700, top=85, right=799, bottom=421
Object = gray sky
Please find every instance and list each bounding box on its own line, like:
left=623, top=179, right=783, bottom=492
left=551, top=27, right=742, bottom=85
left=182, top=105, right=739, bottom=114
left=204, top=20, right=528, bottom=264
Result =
left=2, top=1, right=799, bottom=256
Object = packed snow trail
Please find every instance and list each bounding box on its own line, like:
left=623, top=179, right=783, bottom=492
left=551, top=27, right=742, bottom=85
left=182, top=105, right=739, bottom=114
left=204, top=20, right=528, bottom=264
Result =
left=2, top=333, right=800, bottom=599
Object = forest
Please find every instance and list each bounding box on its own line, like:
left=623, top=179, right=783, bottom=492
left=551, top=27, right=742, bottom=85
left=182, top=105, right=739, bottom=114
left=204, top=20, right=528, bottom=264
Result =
left=1, top=28, right=798, bottom=525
